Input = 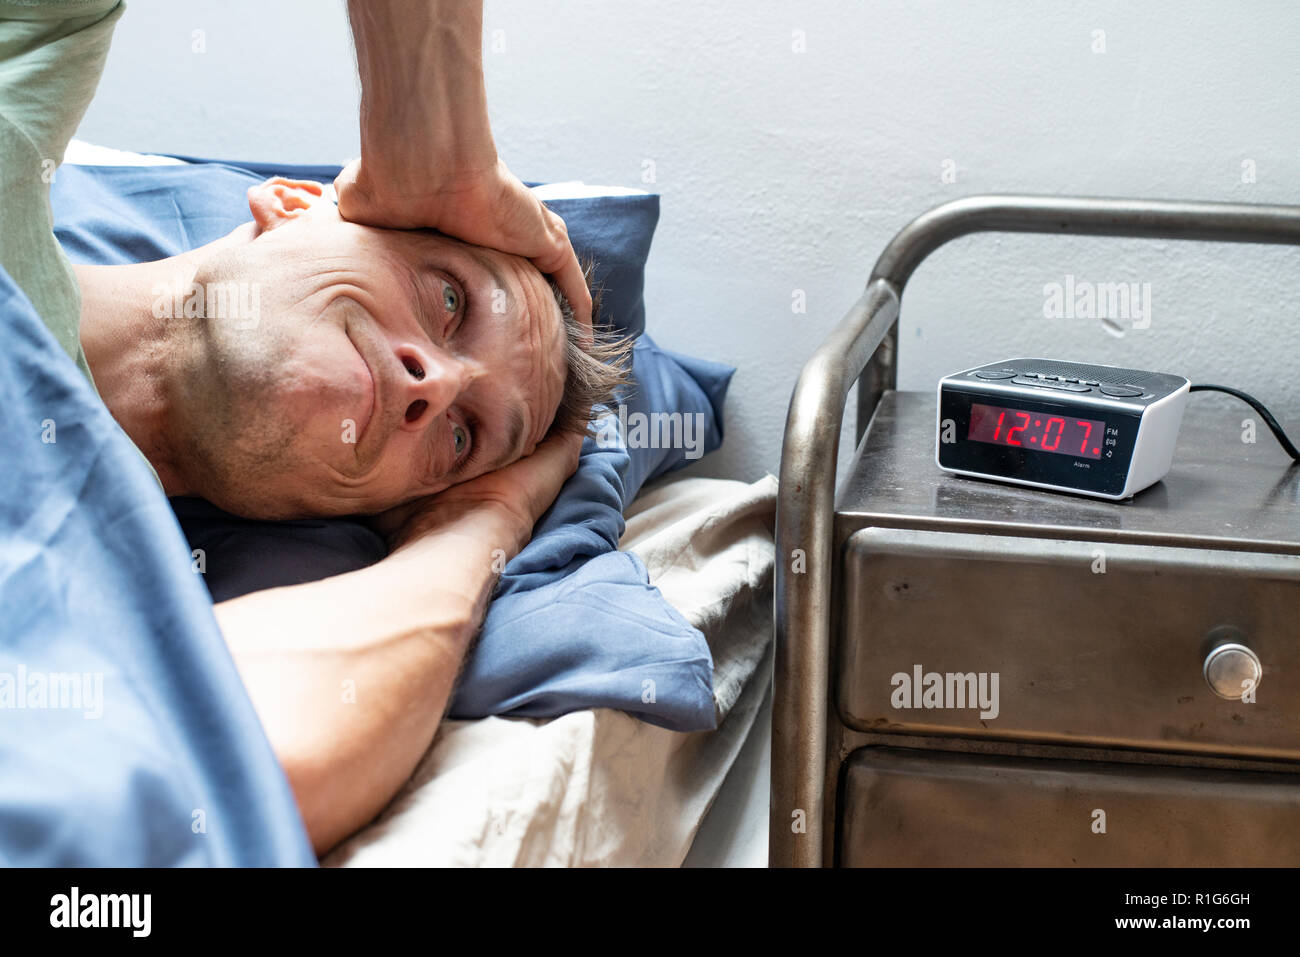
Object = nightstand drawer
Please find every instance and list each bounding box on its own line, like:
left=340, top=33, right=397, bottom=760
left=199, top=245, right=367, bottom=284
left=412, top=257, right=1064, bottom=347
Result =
left=839, top=527, right=1300, bottom=760
left=840, top=747, right=1300, bottom=867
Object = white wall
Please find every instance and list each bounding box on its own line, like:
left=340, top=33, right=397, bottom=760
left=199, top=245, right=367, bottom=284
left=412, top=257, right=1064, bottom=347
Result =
left=76, top=0, right=1300, bottom=484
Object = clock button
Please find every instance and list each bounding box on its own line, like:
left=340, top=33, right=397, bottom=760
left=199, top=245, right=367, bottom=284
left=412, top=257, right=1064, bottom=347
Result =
left=1100, top=385, right=1143, bottom=397
left=1083, top=380, right=1100, bottom=386
left=974, top=371, right=1016, bottom=379
left=1042, top=375, right=1059, bottom=381
left=1062, top=377, right=1079, bottom=383
left=1203, top=642, right=1261, bottom=700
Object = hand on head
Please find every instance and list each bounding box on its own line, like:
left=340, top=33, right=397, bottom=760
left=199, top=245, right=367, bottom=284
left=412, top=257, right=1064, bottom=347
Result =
left=372, top=425, right=585, bottom=557
left=333, top=157, right=593, bottom=342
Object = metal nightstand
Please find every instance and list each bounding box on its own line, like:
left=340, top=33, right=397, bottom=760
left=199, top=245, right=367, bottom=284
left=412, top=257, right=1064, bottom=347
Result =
left=772, top=196, right=1300, bottom=867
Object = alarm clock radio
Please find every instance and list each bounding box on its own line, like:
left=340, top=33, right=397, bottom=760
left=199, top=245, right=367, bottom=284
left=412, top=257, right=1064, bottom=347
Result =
left=936, top=358, right=1190, bottom=499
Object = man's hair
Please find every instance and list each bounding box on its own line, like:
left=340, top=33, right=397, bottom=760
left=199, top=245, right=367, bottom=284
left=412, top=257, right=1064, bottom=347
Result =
left=546, top=262, right=634, bottom=436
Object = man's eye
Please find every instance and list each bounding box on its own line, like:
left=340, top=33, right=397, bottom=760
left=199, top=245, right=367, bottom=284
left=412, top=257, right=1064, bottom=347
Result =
left=453, top=423, right=467, bottom=457
left=442, top=282, right=459, bottom=313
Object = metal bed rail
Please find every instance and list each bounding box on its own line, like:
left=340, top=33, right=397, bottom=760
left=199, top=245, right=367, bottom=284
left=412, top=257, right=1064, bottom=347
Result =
left=772, top=195, right=1300, bottom=868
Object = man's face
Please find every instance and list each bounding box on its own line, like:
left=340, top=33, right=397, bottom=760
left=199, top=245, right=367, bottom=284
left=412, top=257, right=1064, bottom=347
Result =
left=172, top=183, right=567, bottom=519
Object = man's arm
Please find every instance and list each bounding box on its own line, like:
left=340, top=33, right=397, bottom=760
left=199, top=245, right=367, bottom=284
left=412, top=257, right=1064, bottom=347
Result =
left=335, top=0, right=592, bottom=329
left=213, top=431, right=581, bottom=856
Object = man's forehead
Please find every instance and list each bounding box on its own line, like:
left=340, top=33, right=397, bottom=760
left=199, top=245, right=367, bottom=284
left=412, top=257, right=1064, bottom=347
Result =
left=400, top=231, right=516, bottom=284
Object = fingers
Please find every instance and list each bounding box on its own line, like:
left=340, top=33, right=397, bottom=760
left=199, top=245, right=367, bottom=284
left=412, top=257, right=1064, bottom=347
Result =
left=369, top=426, right=585, bottom=556
left=332, top=160, right=367, bottom=222
left=338, top=158, right=592, bottom=333
left=518, top=199, right=591, bottom=333
left=529, top=206, right=592, bottom=326
left=554, top=427, right=586, bottom=470
left=510, top=428, right=584, bottom=518
left=544, top=243, right=594, bottom=338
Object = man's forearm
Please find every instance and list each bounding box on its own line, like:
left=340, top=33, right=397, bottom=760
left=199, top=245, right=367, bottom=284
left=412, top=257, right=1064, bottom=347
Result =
left=213, top=506, right=522, bottom=856
left=347, top=0, right=496, bottom=181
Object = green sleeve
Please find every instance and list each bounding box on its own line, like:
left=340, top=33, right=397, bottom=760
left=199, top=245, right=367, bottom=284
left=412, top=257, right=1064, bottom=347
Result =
left=0, top=0, right=124, bottom=386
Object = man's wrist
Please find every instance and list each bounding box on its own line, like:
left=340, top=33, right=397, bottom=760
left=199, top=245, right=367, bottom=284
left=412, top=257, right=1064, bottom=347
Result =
left=388, top=498, right=530, bottom=564
left=355, top=133, right=498, bottom=191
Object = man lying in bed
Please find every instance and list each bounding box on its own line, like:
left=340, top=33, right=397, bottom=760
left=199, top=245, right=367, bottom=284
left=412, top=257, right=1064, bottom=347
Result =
left=75, top=175, right=627, bottom=520
left=0, top=0, right=619, bottom=861
left=71, top=176, right=629, bottom=853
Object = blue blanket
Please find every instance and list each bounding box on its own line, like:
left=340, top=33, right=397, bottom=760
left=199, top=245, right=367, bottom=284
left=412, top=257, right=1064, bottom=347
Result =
left=0, top=265, right=315, bottom=866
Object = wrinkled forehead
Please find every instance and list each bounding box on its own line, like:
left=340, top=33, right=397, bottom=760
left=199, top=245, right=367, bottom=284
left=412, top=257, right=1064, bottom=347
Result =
left=271, top=190, right=543, bottom=289
left=346, top=220, right=542, bottom=304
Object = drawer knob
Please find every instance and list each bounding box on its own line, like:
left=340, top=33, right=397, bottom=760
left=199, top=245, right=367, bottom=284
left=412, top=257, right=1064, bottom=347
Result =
left=1203, top=642, right=1261, bottom=700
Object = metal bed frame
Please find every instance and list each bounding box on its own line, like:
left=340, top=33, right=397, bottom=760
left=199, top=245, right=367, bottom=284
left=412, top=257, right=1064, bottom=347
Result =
left=771, top=195, right=1300, bottom=868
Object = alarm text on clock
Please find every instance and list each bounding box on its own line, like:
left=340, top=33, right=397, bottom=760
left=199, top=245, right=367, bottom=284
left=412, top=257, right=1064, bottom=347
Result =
left=890, top=665, right=999, bottom=720
left=1042, top=274, right=1151, bottom=330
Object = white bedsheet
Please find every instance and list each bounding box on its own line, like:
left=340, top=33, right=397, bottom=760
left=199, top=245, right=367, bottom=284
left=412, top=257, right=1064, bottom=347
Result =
left=323, top=473, right=776, bottom=867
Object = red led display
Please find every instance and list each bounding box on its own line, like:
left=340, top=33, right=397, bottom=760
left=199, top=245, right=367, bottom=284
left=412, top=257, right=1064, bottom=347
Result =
left=968, top=402, right=1104, bottom=460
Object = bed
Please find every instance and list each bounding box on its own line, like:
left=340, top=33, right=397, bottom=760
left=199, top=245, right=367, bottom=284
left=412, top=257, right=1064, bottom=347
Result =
left=44, top=141, right=776, bottom=867
left=326, top=473, right=775, bottom=867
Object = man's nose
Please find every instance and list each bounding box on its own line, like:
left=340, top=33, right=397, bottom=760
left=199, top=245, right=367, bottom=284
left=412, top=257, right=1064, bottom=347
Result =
left=394, top=345, right=482, bottom=431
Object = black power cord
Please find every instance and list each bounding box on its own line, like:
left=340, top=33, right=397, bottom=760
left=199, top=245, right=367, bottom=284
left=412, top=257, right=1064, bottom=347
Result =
left=1190, top=384, right=1300, bottom=461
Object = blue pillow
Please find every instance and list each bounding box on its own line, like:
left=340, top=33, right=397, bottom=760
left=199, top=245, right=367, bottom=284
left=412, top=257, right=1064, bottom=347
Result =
left=450, top=393, right=718, bottom=730
left=168, top=500, right=388, bottom=602
left=617, top=336, right=734, bottom=493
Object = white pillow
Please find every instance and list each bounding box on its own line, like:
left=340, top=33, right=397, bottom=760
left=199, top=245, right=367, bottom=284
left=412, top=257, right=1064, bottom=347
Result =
left=63, top=139, right=188, bottom=167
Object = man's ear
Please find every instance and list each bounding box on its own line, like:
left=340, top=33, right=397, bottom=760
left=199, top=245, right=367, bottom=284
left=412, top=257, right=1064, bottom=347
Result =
left=246, top=177, right=334, bottom=234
